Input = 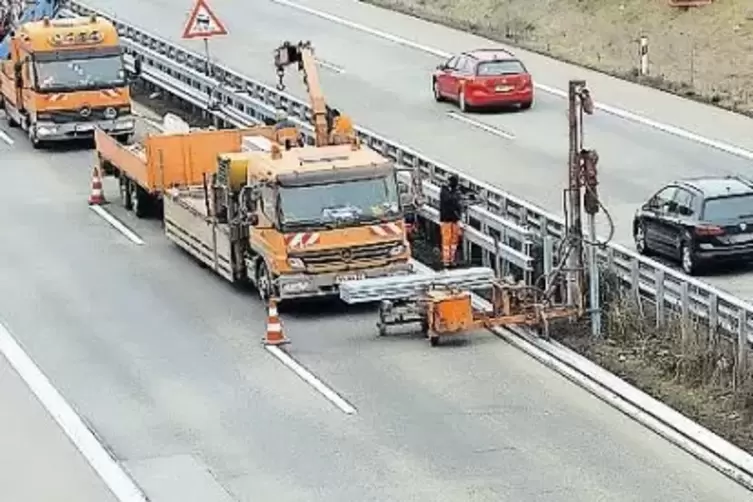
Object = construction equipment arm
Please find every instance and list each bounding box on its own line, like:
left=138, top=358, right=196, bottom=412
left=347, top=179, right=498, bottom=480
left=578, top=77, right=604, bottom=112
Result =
left=273, top=41, right=330, bottom=147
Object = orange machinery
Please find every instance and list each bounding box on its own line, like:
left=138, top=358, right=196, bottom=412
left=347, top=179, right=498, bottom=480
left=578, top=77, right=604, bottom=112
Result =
left=375, top=275, right=579, bottom=346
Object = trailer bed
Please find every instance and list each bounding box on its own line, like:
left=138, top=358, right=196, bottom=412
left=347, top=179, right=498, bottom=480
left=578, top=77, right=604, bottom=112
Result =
left=163, top=187, right=240, bottom=282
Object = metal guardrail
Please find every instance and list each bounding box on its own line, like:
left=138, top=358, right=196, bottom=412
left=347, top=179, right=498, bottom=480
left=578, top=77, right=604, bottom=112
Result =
left=67, top=1, right=753, bottom=345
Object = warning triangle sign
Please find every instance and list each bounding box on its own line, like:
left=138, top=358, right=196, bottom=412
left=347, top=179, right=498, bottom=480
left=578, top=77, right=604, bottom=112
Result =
left=182, top=0, right=228, bottom=39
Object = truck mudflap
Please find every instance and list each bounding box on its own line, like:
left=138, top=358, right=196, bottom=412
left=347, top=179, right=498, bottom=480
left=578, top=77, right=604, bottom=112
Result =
left=274, top=262, right=414, bottom=299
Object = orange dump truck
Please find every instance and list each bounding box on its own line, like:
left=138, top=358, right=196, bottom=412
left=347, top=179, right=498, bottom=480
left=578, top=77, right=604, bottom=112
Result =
left=162, top=135, right=413, bottom=301
left=95, top=118, right=275, bottom=217
left=0, top=15, right=136, bottom=148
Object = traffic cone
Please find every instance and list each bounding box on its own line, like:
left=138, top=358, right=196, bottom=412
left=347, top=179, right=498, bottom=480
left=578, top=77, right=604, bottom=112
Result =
left=263, top=298, right=290, bottom=346
left=88, top=166, right=107, bottom=205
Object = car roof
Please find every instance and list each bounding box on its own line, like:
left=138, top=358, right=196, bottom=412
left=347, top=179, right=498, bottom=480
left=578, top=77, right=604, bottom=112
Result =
left=674, top=176, right=753, bottom=198
left=463, top=48, right=518, bottom=61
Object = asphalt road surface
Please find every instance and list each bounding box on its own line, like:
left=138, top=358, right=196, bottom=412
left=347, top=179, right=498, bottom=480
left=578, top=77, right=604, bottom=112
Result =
left=1, top=104, right=752, bottom=501
left=80, top=0, right=753, bottom=301
left=0, top=352, right=117, bottom=502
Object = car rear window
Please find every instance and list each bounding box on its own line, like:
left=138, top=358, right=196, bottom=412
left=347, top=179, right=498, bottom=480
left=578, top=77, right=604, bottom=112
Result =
left=476, top=60, right=526, bottom=76
left=702, top=194, right=753, bottom=220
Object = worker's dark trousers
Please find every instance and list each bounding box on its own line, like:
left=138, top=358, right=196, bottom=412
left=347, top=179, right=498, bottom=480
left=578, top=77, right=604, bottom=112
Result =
left=440, top=221, right=461, bottom=266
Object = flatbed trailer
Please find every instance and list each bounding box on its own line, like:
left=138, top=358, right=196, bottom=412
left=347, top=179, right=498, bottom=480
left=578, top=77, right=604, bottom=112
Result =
left=95, top=119, right=274, bottom=218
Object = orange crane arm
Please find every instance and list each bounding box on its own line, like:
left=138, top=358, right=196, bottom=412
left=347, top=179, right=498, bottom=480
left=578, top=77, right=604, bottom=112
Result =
left=273, top=40, right=330, bottom=147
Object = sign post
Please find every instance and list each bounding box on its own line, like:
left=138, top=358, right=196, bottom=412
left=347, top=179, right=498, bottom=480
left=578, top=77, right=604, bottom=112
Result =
left=181, top=0, right=228, bottom=76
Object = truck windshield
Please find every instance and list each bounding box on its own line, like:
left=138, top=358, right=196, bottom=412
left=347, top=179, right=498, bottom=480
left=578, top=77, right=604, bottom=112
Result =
left=278, top=175, right=401, bottom=229
left=35, top=54, right=125, bottom=91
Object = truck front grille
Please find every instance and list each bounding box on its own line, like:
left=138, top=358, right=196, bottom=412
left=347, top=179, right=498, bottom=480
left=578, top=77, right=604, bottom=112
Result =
left=296, top=241, right=401, bottom=268
left=40, top=106, right=130, bottom=124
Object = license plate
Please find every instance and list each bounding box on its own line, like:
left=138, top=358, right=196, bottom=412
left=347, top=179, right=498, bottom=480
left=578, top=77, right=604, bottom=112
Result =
left=336, top=273, right=366, bottom=284
left=75, top=124, right=94, bottom=132
left=495, top=85, right=513, bottom=92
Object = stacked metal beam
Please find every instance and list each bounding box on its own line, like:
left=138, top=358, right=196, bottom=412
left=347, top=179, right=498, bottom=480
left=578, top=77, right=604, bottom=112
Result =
left=339, top=267, right=495, bottom=304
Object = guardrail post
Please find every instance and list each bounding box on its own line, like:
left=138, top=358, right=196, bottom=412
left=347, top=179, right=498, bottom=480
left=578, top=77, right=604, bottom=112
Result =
left=707, top=293, right=718, bottom=346
left=736, top=310, right=749, bottom=390
left=654, top=270, right=665, bottom=327
left=680, top=282, right=690, bottom=345
left=630, top=260, right=640, bottom=300
left=543, top=236, right=554, bottom=292
left=523, top=238, right=533, bottom=286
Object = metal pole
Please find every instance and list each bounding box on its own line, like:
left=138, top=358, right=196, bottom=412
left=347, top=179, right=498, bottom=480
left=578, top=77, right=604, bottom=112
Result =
left=588, top=214, right=601, bottom=336
left=203, top=37, right=211, bottom=76
left=567, top=80, right=585, bottom=312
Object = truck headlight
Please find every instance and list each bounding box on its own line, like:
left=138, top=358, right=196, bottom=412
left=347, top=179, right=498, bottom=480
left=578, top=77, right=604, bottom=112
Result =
left=117, top=119, right=135, bottom=130
left=37, top=126, right=57, bottom=136
left=389, top=244, right=405, bottom=256
left=287, top=257, right=305, bottom=269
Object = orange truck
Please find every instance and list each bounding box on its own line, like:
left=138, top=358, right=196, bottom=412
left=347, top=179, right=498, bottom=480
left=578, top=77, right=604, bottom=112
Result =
left=0, top=15, right=136, bottom=148
left=162, top=133, right=413, bottom=301
left=95, top=117, right=275, bottom=218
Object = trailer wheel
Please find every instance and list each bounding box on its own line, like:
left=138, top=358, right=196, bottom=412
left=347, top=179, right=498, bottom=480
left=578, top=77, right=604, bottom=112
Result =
left=130, top=184, right=148, bottom=218
left=120, top=177, right=133, bottom=210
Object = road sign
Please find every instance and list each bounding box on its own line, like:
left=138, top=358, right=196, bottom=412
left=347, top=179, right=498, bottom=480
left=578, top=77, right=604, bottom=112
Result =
left=182, top=0, right=227, bottom=39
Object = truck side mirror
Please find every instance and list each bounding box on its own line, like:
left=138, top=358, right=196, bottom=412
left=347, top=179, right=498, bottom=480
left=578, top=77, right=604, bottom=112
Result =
left=247, top=213, right=259, bottom=226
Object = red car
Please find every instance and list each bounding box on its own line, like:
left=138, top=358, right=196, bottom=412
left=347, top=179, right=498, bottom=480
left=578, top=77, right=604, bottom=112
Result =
left=432, top=49, right=534, bottom=112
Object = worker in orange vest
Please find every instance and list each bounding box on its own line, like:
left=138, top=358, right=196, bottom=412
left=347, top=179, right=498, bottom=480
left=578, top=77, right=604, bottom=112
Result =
left=439, top=174, right=463, bottom=268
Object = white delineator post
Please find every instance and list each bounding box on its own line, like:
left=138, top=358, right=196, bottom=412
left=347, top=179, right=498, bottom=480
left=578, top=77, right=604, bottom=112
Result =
left=639, top=36, right=649, bottom=76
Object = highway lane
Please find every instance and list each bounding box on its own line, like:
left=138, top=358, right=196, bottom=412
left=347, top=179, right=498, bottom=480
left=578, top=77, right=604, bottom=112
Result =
left=1, top=105, right=751, bottom=499
left=0, top=353, right=118, bottom=502
left=82, top=0, right=753, bottom=300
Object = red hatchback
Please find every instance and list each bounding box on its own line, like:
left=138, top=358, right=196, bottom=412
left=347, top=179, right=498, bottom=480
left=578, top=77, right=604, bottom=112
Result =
left=432, top=49, right=534, bottom=112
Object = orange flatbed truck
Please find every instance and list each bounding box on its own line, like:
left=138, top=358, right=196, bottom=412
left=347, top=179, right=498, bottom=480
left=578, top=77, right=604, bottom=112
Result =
left=162, top=135, right=413, bottom=301
left=95, top=119, right=275, bottom=218
left=0, top=15, right=137, bottom=148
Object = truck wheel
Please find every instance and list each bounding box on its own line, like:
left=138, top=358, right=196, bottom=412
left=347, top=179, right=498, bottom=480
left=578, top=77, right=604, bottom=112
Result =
left=130, top=184, right=148, bottom=218
left=120, top=177, right=133, bottom=210
left=256, top=261, right=274, bottom=303
left=3, top=100, right=18, bottom=128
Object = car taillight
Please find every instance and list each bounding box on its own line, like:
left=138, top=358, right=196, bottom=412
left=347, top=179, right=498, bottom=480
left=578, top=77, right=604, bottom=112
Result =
left=695, top=225, right=724, bottom=236
left=519, top=75, right=532, bottom=89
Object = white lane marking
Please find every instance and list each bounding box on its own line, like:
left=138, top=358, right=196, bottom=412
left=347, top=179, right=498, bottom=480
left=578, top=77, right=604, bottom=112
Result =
left=0, top=321, right=148, bottom=502
left=89, top=206, right=145, bottom=245
left=446, top=111, right=515, bottom=139
left=272, top=0, right=753, bottom=161
left=0, top=128, right=14, bottom=145
left=316, top=58, right=345, bottom=74
left=265, top=345, right=357, bottom=415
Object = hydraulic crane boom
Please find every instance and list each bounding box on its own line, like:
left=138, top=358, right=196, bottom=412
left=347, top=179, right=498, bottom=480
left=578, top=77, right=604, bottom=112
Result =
left=274, top=40, right=354, bottom=147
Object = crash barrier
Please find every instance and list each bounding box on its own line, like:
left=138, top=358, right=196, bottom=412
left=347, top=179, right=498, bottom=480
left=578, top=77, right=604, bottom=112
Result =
left=66, top=2, right=753, bottom=350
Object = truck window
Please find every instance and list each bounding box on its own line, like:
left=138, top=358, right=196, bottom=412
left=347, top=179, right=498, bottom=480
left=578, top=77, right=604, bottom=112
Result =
left=35, top=53, right=125, bottom=91
left=259, top=185, right=278, bottom=225
left=702, top=194, right=753, bottom=221
left=278, top=174, right=400, bottom=229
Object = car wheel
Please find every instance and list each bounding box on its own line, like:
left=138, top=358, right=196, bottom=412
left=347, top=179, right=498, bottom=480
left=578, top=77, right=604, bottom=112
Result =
left=634, top=223, right=650, bottom=255
left=681, top=243, right=698, bottom=275
left=520, top=100, right=533, bottom=110
left=432, top=79, right=444, bottom=102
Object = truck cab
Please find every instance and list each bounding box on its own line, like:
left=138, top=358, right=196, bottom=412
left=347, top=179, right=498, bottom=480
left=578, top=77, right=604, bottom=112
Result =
left=0, top=15, right=136, bottom=147
left=219, top=140, right=413, bottom=299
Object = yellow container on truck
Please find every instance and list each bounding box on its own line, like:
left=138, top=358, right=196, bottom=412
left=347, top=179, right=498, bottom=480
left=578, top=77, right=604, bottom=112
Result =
left=0, top=15, right=135, bottom=147
left=163, top=138, right=413, bottom=301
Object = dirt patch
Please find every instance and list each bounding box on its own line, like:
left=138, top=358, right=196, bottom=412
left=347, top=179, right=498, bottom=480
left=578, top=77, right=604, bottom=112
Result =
left=365, top=0, right=753, bottom=115
left=554, top=272, right=753, bottom=453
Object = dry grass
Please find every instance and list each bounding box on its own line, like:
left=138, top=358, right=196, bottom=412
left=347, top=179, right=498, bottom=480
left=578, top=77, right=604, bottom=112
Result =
left=366, top=0, right=753, bottom=114
left=556, top=271, right=753, bottom=452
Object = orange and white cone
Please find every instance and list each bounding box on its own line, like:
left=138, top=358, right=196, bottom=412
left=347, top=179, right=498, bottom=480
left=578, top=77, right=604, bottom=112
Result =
left=263, top=298, right=290, bottom=346
left=88, top=166, right=107, bottom=206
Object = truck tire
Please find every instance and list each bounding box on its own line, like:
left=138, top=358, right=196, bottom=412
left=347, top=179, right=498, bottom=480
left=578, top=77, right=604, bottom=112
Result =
left=256, top=261, right=275, bottom=303
left=130, top=183, right=148, bottom=218
left=2, top=100, right=18, bottom=128
left=120, top=177, right=133, bottom=210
